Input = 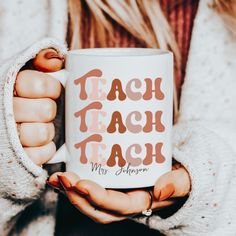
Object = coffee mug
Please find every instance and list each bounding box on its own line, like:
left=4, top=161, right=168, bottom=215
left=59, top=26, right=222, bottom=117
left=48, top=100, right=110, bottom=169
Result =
left=47, top=48, right=173, bottom=189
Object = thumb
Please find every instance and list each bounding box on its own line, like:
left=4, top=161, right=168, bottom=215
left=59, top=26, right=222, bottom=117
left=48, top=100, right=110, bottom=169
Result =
left=154, top=167, right=191, bottom=201
left=33, top=48, right=64, bottom=72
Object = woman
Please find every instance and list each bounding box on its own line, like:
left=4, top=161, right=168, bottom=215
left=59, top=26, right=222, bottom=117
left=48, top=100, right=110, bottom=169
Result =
left=0, top=0, right=235, bottom=235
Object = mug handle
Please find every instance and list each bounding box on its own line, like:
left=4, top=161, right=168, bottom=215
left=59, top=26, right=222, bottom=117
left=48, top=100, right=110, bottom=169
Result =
left=46, top=70, right=68, bottom=164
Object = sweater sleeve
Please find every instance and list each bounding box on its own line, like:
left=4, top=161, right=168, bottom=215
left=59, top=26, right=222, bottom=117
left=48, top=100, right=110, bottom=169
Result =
left=0, top=38, right=67, bottom=235
left=133, top=121, right=236, bottom=236
left=132, top=3, right=236, bottom=235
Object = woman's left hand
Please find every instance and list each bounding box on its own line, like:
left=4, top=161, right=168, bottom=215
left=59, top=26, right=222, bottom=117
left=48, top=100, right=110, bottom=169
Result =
left=47, top=163, right=191, bottom=224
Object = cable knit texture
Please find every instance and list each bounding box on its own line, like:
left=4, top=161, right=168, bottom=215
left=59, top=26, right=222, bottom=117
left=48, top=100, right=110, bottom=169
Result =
left=0, top=37, right=67, bottom=235
left=0, top=0, right=236, bottom=235
left=132, top=0, right=236, bottom=235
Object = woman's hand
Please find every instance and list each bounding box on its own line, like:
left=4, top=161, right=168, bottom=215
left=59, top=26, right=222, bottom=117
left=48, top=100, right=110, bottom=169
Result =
left=48, top=163, right=191, bottom=224
left=14, top=49, right=64, bottom=166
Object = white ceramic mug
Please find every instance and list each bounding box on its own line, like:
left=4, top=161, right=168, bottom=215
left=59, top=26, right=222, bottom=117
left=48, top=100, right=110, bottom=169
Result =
left=47, top=48, right=173, bottom=189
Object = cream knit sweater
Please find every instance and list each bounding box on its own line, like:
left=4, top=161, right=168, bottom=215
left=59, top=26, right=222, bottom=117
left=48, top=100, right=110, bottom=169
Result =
left=0, top=0, right=236, bottom=235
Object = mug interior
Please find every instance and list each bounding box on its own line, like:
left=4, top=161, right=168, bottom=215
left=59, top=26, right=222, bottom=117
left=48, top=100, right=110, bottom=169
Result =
left=68, top=48, right=170, bottom=57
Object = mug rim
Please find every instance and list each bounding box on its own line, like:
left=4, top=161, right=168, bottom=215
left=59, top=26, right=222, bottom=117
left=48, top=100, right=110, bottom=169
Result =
left=67, top=48, right=172, bottom=57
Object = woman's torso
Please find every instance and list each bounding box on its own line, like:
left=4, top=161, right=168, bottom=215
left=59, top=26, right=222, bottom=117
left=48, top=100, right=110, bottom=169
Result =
left=56, top=1, right=199, bottom=235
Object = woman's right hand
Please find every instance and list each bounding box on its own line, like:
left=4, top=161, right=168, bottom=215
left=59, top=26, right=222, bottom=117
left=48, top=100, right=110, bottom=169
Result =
left=13, top=49, right=64, bottom=166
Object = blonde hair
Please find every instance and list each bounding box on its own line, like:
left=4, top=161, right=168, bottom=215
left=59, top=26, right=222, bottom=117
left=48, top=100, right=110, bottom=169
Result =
left=212, top=0, right=236, bottom=36
left=67, top=0, right=236, bottom=121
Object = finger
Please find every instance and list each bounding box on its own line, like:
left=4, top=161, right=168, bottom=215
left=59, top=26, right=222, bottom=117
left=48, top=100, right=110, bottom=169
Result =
left=18, top=122, right=55, bottom=147
left=14, top=97, right=57, bottom=122
left=152, top=198, right=177, bottom=210
left=47, top=171, right=80, bottom=190
left=50, top=173, right=176, bottom=216
left=52, top=173, right=126, bottom=223
left=66, top=190, right=126, bottom=224
left=16, top=70, right=61, bottom=99
left=49, top=171, right=81, bottom=187
left=48, top=172, right=64, bottom=184
left=24, top=141, right=56, bottom=165
left=73, top=180, right=150, bottom=215
left=33, top=48, right=64, bottom=72
left=154, top=167, right=191, bottom=200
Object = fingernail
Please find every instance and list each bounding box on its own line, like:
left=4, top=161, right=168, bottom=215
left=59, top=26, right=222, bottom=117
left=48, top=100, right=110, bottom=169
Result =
left=72, top=185, right=89, bottom=196
left=46, top=180, right=60, bottom=188
left=57, top=175, right=72, bottom=191
left=44, top=51, right=64, bottom=60
left=159, top=184, right=175, bottom=201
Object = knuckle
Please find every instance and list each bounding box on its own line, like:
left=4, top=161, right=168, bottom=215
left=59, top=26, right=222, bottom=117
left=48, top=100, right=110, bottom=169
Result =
left=93, top=201, right=106, bottom=211
left=16, top=70, right=27, bottom=82
left=101, top=219, right=111, bottom=224
left=27, top=148, right=42, bottom=165
left=15, top=71, right=28, bottom=95
left=40, top=99, right=57, bottom=121
left=34, top=76, right=48, bottom=96
left=125, top=209, right=133, bottom=215
left=70, top=201, right=83, bottom=211
left=48, top=142, right=56, bottom=155
left=53, top=78, right=61, bottom=91
left=50, top=123, right=56, bottom=139
left=94, top=217, right=111, bottom=224
left=70, top=199, right=79, bottom=207
left=118, top=208, right=132, bottom=215
left=129, top=194, right=146, bottom=214
left=34, top=153, right=42, bottom=166
left=37, top=125, right=51, bottom=144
